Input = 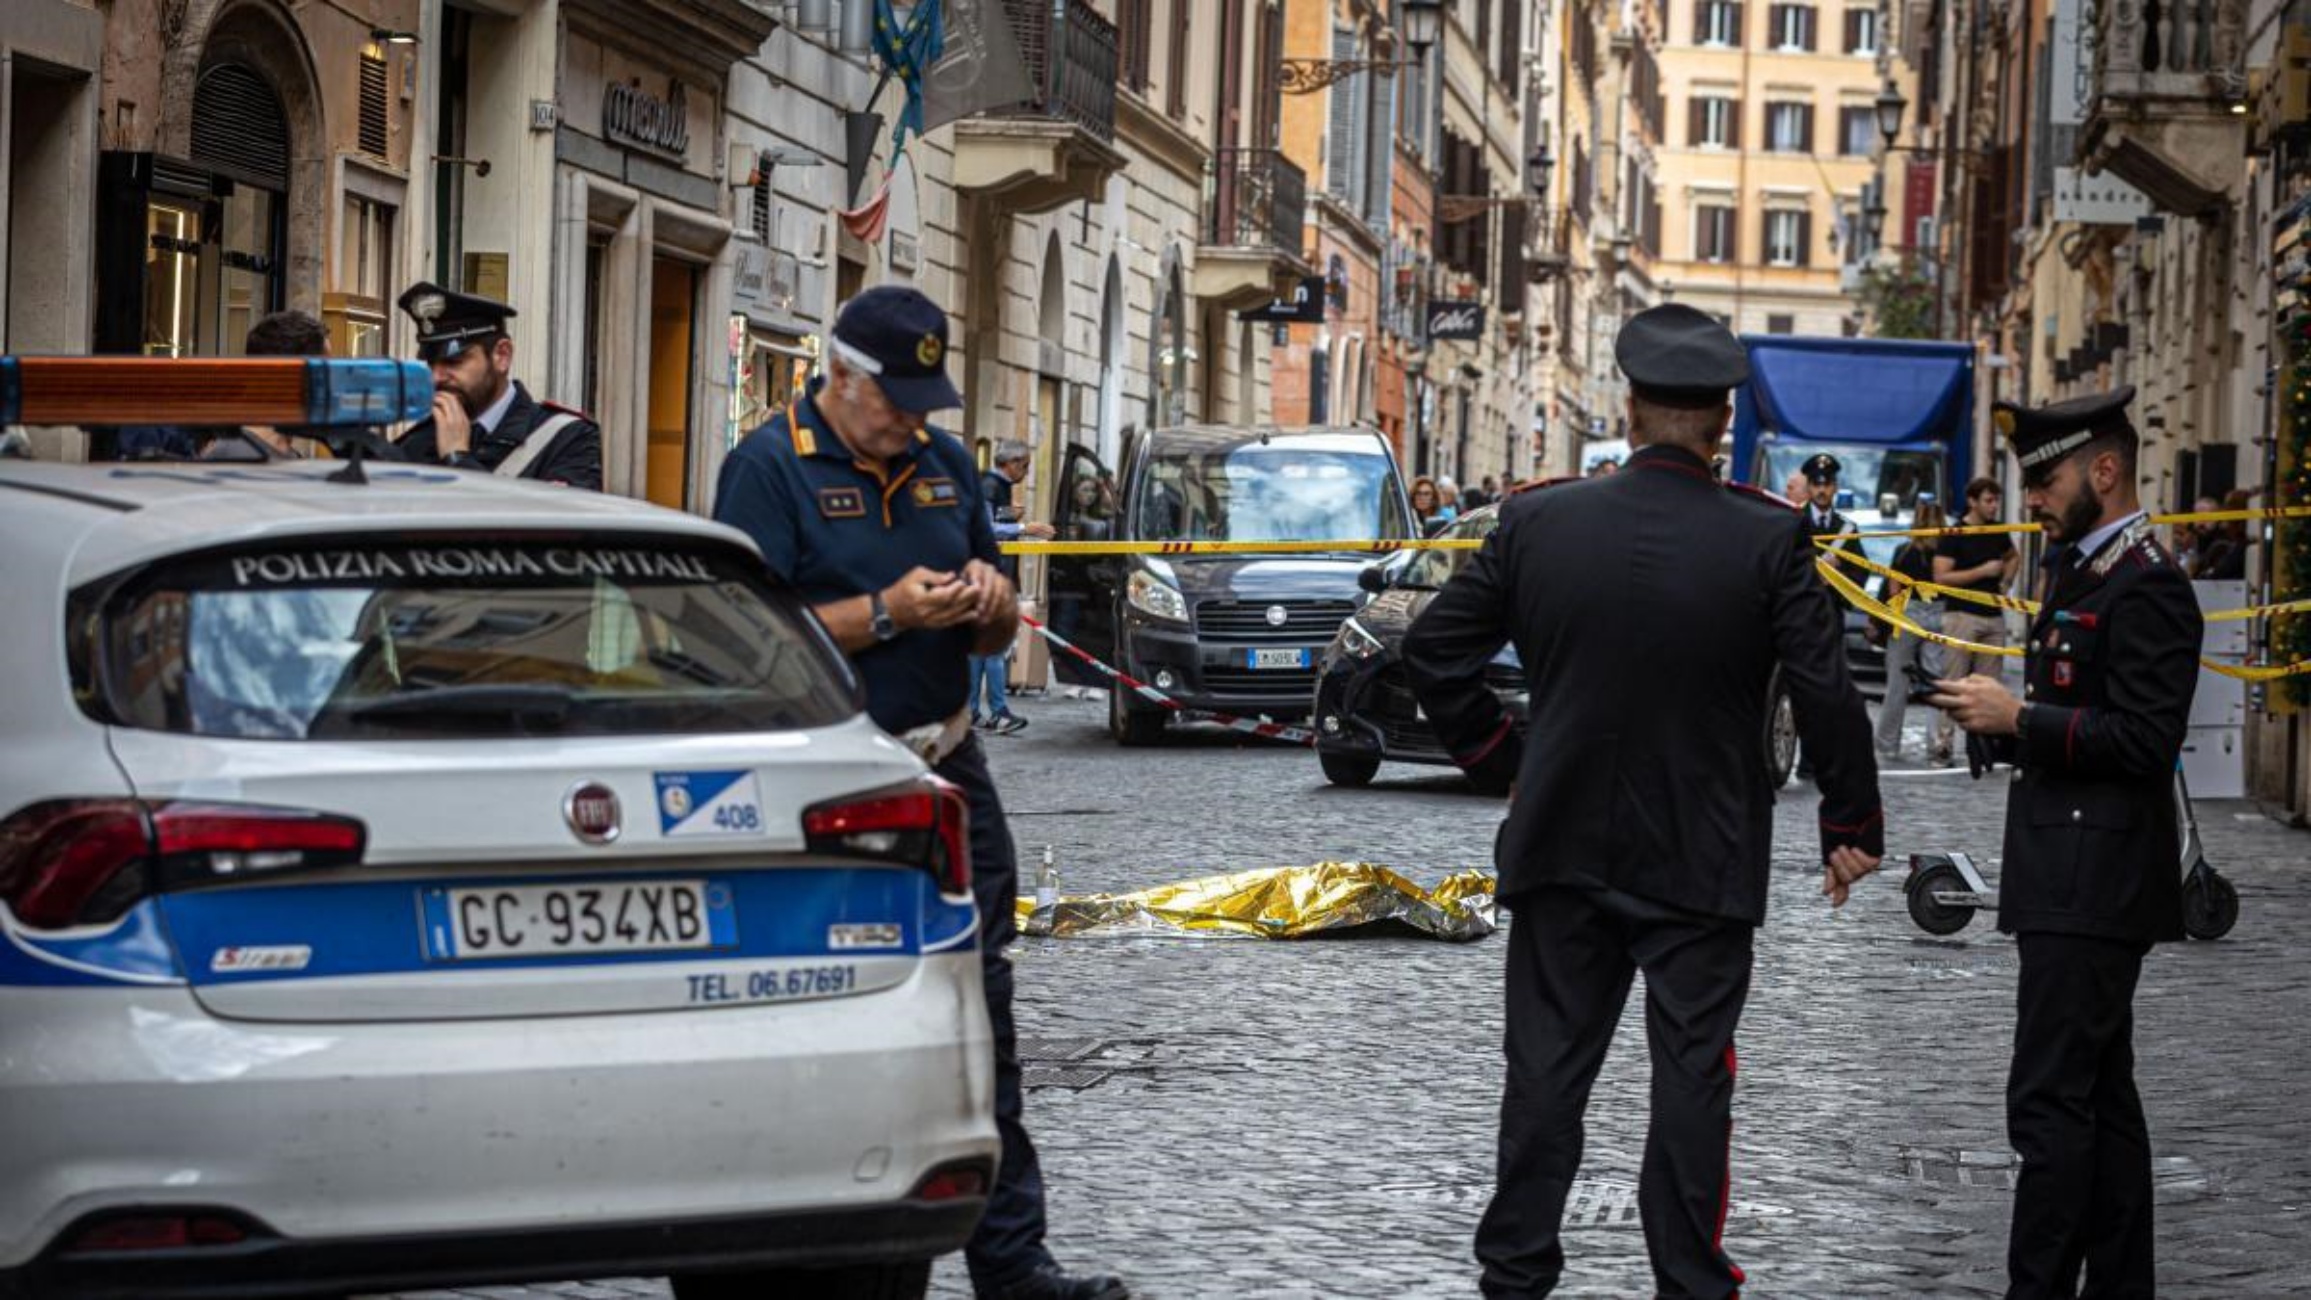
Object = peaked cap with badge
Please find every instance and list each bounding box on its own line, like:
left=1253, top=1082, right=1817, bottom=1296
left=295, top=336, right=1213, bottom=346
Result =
left=397, top=282, right=516, bottom=363
left=830, top=285, right=963, bottom=414
left=1802, top=452, right=1842, bottom=483
left=1615, top=303, right=1752, bottom=409
left=1994, top=385, right=2137, bottom=481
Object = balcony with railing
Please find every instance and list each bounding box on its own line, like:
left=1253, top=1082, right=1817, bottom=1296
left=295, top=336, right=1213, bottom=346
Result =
left=952, top=0, right=1128, bottom=215
left=1193, top=148, right=1315, bottom=309
left=2082, top=0, right=2249, bottom=212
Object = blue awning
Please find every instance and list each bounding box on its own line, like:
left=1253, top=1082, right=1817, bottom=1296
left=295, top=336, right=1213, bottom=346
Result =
left=1740, top=339, right=1972, bottom=445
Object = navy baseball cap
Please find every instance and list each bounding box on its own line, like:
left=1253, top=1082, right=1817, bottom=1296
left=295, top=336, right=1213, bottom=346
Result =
left=830, top=286, right=963, bottom=414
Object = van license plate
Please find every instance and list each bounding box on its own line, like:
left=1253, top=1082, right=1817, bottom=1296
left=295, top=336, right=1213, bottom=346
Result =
left=1247, top=648, right=1311, bottom=669
left=422, top=880, right=735, bottom=961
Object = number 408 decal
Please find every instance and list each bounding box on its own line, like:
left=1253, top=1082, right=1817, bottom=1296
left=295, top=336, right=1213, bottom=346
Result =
left=654, top=770, right=766, bottom=838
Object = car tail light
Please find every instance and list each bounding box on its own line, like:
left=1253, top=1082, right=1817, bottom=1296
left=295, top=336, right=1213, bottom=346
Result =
left=802, top=778, right=972, bottom=896
left=910, top=1161, right=992, bottom=1202
left=64, top=1211, right=259, bottom=1253
left=0, top=799, right=366, bottom=930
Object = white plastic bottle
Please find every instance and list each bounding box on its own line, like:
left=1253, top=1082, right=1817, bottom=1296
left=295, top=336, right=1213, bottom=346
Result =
left=1035, top=844, right=1060, bottom=910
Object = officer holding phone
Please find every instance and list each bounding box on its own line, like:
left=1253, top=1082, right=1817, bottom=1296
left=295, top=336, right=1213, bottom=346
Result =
left=713, top=286, right=1127, bottom=1300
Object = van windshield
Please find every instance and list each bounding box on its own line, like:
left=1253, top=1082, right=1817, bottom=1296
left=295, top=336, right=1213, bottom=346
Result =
left=1134, top=445, right=1410, bottom=543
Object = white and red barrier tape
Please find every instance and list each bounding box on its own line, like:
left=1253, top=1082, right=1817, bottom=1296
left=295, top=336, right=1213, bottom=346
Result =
left=1019, top=613, right=1320, bottom=746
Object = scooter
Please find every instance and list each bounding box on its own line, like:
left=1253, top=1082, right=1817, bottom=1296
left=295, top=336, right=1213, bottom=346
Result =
left=1904, top=768, right=2240, bottom=941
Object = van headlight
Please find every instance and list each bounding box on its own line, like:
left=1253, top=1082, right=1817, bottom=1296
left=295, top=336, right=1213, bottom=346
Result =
left=1126, top=569, right=1188, bottom=622
left=1337, top=617, right=1386, bottom=660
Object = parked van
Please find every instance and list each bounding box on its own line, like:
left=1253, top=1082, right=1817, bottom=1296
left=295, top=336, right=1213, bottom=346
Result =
left=1044, top=426, right=1416, bottom=745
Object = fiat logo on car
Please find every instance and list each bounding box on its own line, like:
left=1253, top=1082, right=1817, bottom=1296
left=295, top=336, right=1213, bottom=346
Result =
left=564, top=781, right=622, bottom=845
left=1265, top=604, right=1289, bottom=627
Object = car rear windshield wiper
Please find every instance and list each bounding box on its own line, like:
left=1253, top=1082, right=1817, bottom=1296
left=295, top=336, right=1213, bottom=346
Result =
left=336, top=683, right=578, bottom=724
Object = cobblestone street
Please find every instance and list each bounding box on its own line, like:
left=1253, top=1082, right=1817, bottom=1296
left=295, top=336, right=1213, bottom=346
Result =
left=385, top=692, right=2311, bottom=1299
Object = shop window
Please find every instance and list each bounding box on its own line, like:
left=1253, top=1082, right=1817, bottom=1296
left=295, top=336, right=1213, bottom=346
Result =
left=142, top=203, right=203, bottom=357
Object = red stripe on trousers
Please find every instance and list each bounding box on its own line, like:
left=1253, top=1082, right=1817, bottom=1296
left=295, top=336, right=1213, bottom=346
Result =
left=1720, top=1042, right=1745, bottom=1293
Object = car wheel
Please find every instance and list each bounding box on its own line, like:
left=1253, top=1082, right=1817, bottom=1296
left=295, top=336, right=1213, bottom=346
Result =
left=2181, top=867, right=2239, bottom=941
left=1319, top=750, right=1380, bottom=787
left=1109, top=684, right=1167, bottom=746
left=1905, top=862, right=1976, bottom=936
left=1765, top=669, right=1798, bottom=788
left=671, top=1260, right=930, bottom=1300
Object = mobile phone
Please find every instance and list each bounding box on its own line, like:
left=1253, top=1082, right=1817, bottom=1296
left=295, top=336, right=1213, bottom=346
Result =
left=1903, top=663, right=1941, bottom=705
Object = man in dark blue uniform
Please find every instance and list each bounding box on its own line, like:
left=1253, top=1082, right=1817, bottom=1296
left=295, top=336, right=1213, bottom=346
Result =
left=1931, top=386, right=2200, bottom=1300
left=712, top=286, right=1127, bottom=1300
left=391, top=282, right=603, bottom=489
left=1405, top=304, right=1884, bottom=1299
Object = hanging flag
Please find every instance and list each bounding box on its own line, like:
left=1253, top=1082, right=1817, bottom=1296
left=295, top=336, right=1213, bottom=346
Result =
left=873, top=0, right=946, bottom=150
left=839, top=171, right=895, bottom=245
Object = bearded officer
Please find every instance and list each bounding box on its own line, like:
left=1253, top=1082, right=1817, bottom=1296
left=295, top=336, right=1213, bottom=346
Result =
left=711, top=285, right=1127, bottom=1300
left=1405, top=304, right=1884, bottom=1299
left=392, top=282, right=602, bottom=489
left=1931, top=386, right=2199, bottom=1300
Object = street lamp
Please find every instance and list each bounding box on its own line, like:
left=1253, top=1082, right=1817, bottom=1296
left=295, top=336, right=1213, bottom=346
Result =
left=1402, top=0, right=1444, bottom=58
left=1527, top=140, right=1554, bottom=195
left=1874, top=78, right=1908, bottom=150
left=1863, top=185, right=1888, bottom=245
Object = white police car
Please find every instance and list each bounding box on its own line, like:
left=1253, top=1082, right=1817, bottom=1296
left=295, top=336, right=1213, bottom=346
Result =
left=0, top=359, right=995, bottom=1299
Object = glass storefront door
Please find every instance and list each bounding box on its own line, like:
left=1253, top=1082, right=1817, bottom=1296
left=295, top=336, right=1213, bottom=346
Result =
left=646, top=257, right=698, bottom=510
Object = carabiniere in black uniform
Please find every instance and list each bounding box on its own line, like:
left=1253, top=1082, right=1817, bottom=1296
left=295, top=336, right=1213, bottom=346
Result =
left=1406, top=304, right=1884, bottom=1300
left=390, top=282, right=604, bottom=490
left=1975, top=387, right=2201, bottom=1300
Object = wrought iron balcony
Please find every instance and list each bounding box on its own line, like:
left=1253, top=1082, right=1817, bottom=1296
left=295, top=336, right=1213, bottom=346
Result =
left=2084, top=0, right=2248, bottom=212
left=1003, top=0, right=1119, bottom=144
left=1194, top=149, right=1314, bottom=310
left=951, top=0, right=1125, bottom=215
left=1204, top=149, right=1308, bottom=258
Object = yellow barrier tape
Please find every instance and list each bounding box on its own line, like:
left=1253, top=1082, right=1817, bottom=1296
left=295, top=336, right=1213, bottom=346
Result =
left=1817, top=556, right=2311, bottom=680
left=1852, top=502, right=2311, bottom=543
left=999, top=537, right=1484, bottom=556
left=1815, top=559, right=2025, bottom=659
left=1819, top=543, right=2038, bottom=615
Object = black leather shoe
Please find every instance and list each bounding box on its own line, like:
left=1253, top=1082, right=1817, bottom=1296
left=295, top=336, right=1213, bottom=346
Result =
left=978, top=1265, right=1132, bottom=1300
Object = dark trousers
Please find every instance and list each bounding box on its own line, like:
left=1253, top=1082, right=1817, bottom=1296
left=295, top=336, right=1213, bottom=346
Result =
left=2006, top=933, right=2154, bottom=1300
left=936, top=737, right=1054, bottom=1292
left=1477, top=886, right=1754, bottom=1300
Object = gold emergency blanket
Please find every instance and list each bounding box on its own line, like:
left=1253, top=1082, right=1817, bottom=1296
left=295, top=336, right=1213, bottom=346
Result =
left=1016, top=862, right=1498, bottom=942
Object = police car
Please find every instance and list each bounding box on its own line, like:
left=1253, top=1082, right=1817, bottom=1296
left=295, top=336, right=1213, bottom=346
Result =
left=0, top=359, right=995, bottom=1299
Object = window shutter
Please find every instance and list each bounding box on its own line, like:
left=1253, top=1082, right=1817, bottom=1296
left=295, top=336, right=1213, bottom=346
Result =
left=1696, top=0, right=1710, bottom=42
left=1802, top=6, right=1817, bottom=49
left=1796, top=211, right=1813, bottom=266
left=1327, top=30, right=1356, bottom=201
left=1168, top=0, right=1192, bottom=116
left=1843, top=8, right=1861, bottom=52
left=1800, top=104, right=1815, bottom=151
left=1348, top=68, right=1371, bottom=216
left=1730, top=1, right=1744, bottom=43
left=1689, top=97, right=1704, bottom=145
left=1729, top=98, right=1742, bottom=148
left=1367, top=66, right=1395, bottom=229
left=753, top=160, right=773, bottom=239
left=358, top=52, right=389, bottom=158
left=1499, top=203, right=1526, bottom=313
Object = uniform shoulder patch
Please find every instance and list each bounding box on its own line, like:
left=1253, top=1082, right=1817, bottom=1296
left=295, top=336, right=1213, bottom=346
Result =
left=1725, top=481, right=1799, bottom=511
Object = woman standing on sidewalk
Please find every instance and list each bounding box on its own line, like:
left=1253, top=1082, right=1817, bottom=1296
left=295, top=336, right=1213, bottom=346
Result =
left=1874, top=498, right=1948, bottom=757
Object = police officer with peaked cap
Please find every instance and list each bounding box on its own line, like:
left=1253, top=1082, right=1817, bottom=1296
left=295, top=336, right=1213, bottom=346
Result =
left=392, top=282, right=603, bottom=489
left=1930, top=385, right=2199, bottom=1299
left=1798, top=451, right=1866, bottom=578
left=710, top=285, right=1128, bottom=1300
left=1405, top=303, right=1885, bottom=1298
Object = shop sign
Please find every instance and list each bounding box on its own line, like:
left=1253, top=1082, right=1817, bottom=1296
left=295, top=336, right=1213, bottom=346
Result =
left=1237, top=276, right=1325, bottom=324
left=733, top=243, right=770, bottom=305
left=2053, top=167, right=2151, bottom=225
left=604, top=76, right=691, bottom=160
left=1426, top=299, right=1484, bottom=340
left=891, top=229, right=921, bottom=274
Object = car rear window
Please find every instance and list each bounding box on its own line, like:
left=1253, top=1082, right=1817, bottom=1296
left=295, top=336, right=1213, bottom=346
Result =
left=82, top=538, right=858, bottom=740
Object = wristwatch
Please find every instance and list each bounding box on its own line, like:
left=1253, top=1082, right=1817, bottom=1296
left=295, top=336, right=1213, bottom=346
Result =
left=868, top=591, right=899, bottom=642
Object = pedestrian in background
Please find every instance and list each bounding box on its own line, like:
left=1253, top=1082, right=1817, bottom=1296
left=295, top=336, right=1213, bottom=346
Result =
left=1929, top=477, right=2019, bottom=765
left=195, top=310, right=331, bottom=461
left=1406, top=303, right=1882, bottom=1300
left=1872, top=497, right=1949, bottom=758
left=2194, top=488, right=2253, bottom=580
left=712, top=286, right=1127, bottom=1300
left=974, top=439, right=1053, bottom=734
left=1412, top=476, right=1455, bottom=533
left=1932, top=386, right=2199, bottom=1300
